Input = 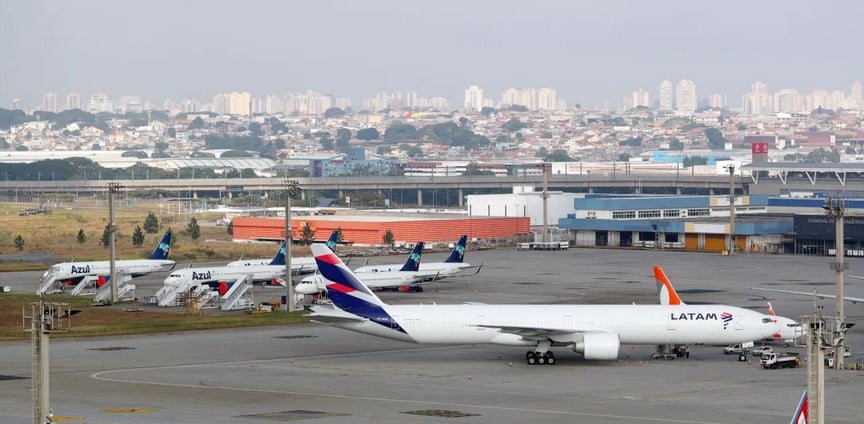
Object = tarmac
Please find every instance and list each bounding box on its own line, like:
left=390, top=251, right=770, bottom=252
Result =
left=1, top=247, right=863, bottom=423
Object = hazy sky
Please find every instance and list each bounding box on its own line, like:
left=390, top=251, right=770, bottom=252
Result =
left=2, top=0, right=863, bottom=108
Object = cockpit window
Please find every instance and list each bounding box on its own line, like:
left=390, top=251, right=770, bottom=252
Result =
left=762, top=317, right=773, bottom=323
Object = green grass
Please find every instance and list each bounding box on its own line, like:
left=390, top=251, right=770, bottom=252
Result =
left=0, top=293, right=311, bottom=341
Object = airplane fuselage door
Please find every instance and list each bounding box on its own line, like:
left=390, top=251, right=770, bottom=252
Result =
left=667, top=313, right=677, bottom=330
left=734, top=314, right=743, bottom=331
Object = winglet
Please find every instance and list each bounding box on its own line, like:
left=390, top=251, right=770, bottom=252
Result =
left=767, top=301, right=776, bottom=317
left=399, top=242, right=424, bottom=272
left=654, top=265, right=685, bottom=306
left=790, top=391, right=808, bottom=424
left=444, top=235, right=468, bottom=263
left=268, top=241, right=287, bottom=266
left=148, top=230, right=173, bottom=260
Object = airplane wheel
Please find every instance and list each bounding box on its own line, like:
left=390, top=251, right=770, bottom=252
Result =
left=738, top=354, right=747, bottom=362
left=537, top=355, right=546, bottom=365
left=526, top=352, right=537, bottom=365
left=546, top=354, right=556, bottom=365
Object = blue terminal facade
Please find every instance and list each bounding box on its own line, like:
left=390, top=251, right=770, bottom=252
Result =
left=558, top=194, right=864, bottom=255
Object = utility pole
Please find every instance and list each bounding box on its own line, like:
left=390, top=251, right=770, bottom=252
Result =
left=804, top=309, right=826, bottom=424
left=107, top=182, right=123, bottom=304
left=26, top=299, right=71, bottom=424
left=283, top=179, right=301, bottom=312
left=726, top=165, right=736, bottom=256
left=542, top=162, right=549, bottom=243
left=824, top=197, right=848, bottom=369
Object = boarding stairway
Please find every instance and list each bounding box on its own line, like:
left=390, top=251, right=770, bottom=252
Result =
left=93, top=280, right=136, bottom=303
left=153, top=280, right=196, bottom=307
left=36, top=271, right=62, bottom=295
left=221, top=276, right=254, bottom=311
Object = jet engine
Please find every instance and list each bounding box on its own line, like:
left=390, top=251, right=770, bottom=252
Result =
left=573, top=333, right=620, bottom=360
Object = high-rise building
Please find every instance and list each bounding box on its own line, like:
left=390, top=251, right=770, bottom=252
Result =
left=537, top=88, right=557, bottom=110
left=708, top=93, right=725, bottom=109
left=630, top=89, right=650, bottom=108
left=41, top=92, right=58, bottom=113
left=65, top=92, right=81, bottom=110
left=464, top=85, right=484, bottom=112
left=851, top=81, right=863, bottom=110
left=806, top=89, right=830, bottom=111
left=265, top=95, right=283, bottom=115
left=741, top=81, right=772, bottom=114
left=658, top=80, right=673, bottom=110
left=88, top=92, right=114, bottom=113
left=227, top=92, right=252, bottom=115
left=773, top=89, right=804, bottom=113
left=404, top=91, right=417, bottom=108
left=675, top=79, right=697, bottom=114
left=118, top=96, right=143, bottom=113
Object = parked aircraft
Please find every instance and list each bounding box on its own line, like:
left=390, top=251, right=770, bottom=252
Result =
left=162, top=241, right=287, bottom=287
left=296, top=242, right=428, bottom=295
left=752, top=286, right=864, bottom=304
left=225, top=230, right=340, bottom=274
left=38, top=230, right=175, bottom=294
left=353, top=235, right=477, bottom=281
left=654, top=266, right=803, bottom=346
left=307, top=244, right=781, bottom=365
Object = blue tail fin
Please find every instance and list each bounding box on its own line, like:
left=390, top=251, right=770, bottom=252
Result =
left=325, top=230, right=339, bottom=251
left=268, top=241, right=287, bottom=265
left=148, top=230, right=173, bottom=260
left=399, top=242, right=423, bottom=272
left=444, top=235, right=467, bottom=263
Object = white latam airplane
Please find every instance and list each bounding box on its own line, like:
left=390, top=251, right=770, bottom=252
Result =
left=353, top=235, right=476, bottom=281
left=307, top=244, right=781, bottom=365
left=295, top=242, right=427, bottom=295
left=163, top=242, right=288, bottom=287
left=653, top=266, right=803, bottom=346
left=39, top=230, right=175, bottom=294
left=225, top=230, right=340, bottom=274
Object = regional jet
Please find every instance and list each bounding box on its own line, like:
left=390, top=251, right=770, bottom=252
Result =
left=225, top=230, right=340, bottom=275
left=295, top=242, right=428, bottom=295
left=307, top=244, right=780, bottom=365
left=38, top=230, right=175, bottom=294
left=353, top=235, right=478, bottom=281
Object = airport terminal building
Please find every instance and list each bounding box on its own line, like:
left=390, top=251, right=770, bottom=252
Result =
left=558, top=194, right=864, bottom=255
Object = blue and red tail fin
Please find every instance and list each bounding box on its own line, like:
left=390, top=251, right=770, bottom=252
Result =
left=790, top=391, right=808, bottom=424
left=268, top=242, right=287, bottom=266
left=325, top=230, right=339, bottom=251
left=444, top=235, right=467, bottom=263
left=653, top=265, right=685, bottom=306
left=312, top=244, right=385, bottom=308
left=148, top=230, right=173, bottom=260
left=399, top=242, right=424, bottom=272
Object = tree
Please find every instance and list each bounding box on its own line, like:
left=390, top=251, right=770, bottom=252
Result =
left=121, top=150, right=148, bottom=158
left=100, top=224, right=111, bottom=247
left=683, top=156, right=708, bottom=167
left=189, top=116, right=205, bottom=129
left=480, top=106, right=496, bottom=116
left=704, top=127, right=728, bottom=150
left=76, top=229, right=87, bottom=244
left=155, top=141, right=170, bottom=151
left=143, top=212, right=160, bottom=233
left=356, top=127, right=379, bottom=141
left=463, top=162, right=495, bottom=176
left=668, top=138, right=684, bottom=151
left=319, top=133, right=334, bottom=150
left=186, top=218, right=200, bottom=241
left=300, top=222, right=316, bottom=245
left=382, top=229, right=395, bottom=246
left=132, top=225, right=145, bottom=247
left=226, top=221, right=233, bottom=236
left=383, top=122, right=418, bottom=141
left=502, top=118, right=527, bottom=132
left=617, top=153, right=631, bottom=161
left=546, top=149, right=573, bottom=162
left=336, top=128, right=352, bottom=151
left=323, top=107, right=345, bottom=119
left=399, top=144, right=423, bottom=158
left=14, top=234, right=24, bottom=251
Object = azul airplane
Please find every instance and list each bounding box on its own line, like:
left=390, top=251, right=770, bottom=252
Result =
left=162, top=241, right=288, bottom=287
left=654, top=266, right=803, bottom=347
left=295, top=242, right=427, bottom=295
left=307, top=244, right=781, bottom=365
left=353, top=235, right=477, bottom=281
left=39, top=230, right=175, bottom=294
left=225, top=230, right=340, bottom=275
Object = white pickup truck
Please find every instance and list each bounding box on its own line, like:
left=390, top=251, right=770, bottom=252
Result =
left=752, top=345, right=773, bottom=357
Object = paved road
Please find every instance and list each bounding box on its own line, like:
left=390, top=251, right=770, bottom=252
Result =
left=1, top=247, right=863, bottom=423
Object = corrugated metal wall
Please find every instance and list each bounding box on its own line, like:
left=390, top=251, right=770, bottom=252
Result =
left=232, top=217, right=530, bottom=244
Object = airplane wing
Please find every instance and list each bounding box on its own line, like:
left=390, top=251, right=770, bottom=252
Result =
left=751, top=287, right=864, bottom=304
left=307, top=306, right=367, bottom=324
left=478, top=324, right=606, bottom=340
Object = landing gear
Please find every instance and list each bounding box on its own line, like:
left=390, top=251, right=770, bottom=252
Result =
left=525, top=351, right=555, bottom=365
left=738, top=354, right=747, bottom=362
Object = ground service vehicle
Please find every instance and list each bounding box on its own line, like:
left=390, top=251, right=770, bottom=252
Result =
left=761, top=352, right=801, bottom=369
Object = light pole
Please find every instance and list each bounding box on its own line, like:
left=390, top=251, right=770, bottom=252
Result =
left=726, top=165, right=736, bottom=256
left=284, top=179, right=301, bottom=312
left=107, top=182, right=123, bottom=304
left=824, top=198, right=848, bottom=369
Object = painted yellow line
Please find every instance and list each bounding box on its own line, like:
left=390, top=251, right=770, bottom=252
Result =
left=100, top=408, right=153, bottom=414
left=50, top=417, right=86, bottom=422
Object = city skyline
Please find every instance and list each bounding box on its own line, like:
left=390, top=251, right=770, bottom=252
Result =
left=2, top=1, right=863, bottom=109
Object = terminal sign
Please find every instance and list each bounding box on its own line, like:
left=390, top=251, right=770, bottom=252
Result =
left=752, top=142, right=769, bottom=154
